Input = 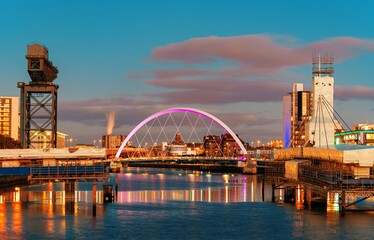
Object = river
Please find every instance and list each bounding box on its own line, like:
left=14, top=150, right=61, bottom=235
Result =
left=0, top=167, right=374, bottom=239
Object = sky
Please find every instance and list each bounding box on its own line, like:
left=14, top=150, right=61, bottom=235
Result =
left=1, top=1, right=374, bottom=145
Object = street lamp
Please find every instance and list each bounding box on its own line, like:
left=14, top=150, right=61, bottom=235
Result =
left=257, top=140, right=260, bottom=148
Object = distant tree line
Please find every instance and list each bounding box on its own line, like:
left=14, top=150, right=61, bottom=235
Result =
left=0, top=135, right=21, bottom=149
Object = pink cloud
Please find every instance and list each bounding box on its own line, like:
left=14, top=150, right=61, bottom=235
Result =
left=147, top=69, right=213, bottom=79
left=58, top=97, right=159, bottom=126
left=145, top=35, right=374, bottom=104
left=145, top=78, right=290, bottom=104
left=335, top=85, right=374, bottom=101
left=151, top=35, right=374, bottom=69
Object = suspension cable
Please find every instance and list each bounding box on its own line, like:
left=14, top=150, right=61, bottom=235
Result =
left=320, top=96, right=329, bottom=148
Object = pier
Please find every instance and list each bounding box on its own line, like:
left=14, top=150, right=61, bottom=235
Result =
left=0, top=148, right=109, bottom=185
left=262, top=147, right=374, bottom=213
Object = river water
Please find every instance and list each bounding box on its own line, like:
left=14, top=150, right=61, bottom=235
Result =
left=1, top=168, right=374, bottom=239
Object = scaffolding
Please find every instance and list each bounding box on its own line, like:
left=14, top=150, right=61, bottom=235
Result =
left=312, top=52, right=334, bottom=77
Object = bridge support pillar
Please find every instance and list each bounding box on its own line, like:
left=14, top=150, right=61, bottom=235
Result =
left=339, top=190, right=345, bottom=215
left=115, top=175, right=118, bottom=202
left=271, top=184, right=275, bottom=202
left=93, top=184, right=97, bottom=217
left=261, top=178, right=265, bottom=202
left=305, top=189, right=312, bottom=209
left=295, top=184, right=305, bottom=209
left=64, top=181, right=75, bottom=214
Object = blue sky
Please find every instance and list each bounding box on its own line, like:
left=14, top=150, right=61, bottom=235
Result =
left=1, top=1, right=374, bottom=144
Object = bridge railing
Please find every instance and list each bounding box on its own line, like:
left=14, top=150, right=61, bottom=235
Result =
left=29, top=165, right=108, bottom=181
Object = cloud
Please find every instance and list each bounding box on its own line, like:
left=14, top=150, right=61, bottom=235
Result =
left=145, top=78, right=290, bottom=104
left=58, top=97, right=159, bottom=127
left=335, top=85, right=374, bottom=101
left=58, top=98, right=274, bottom=134
left=151, top=35, right=374, bottom=68
left=143, top=34, right=374, bottom=105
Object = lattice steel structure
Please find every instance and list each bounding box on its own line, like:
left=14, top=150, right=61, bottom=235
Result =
left=312, top=52, right=334, bottom=77
left=18, top=44, right=59, bottom=149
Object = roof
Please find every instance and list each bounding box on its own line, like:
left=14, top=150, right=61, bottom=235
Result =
left=0, top=148, right=106, bottom=160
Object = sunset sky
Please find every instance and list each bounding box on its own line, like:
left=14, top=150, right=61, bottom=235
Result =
left=1, top=1, right=374, bottom=144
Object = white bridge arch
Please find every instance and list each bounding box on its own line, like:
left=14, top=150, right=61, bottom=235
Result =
left=115, top=107, right=248, bottom=158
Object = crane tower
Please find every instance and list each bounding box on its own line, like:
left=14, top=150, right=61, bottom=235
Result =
left=17, top=44, right=59, bottom=149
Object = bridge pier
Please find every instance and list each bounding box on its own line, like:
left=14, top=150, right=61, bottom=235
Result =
left=271, top=184, right=275, bottom=202
left=64, top=181, right=76, bottom=214
left=305, top=189, right=312, bottom=209
left=340, top=190, right=345, bottom=215
left=93, top=184, right=97, bottom=217
left=295, top=185, right=305, bottom=209
left=115, top=175, right=118, bottom=201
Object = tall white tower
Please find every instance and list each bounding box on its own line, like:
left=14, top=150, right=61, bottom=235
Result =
left=305, top=53, right=335, bottom=148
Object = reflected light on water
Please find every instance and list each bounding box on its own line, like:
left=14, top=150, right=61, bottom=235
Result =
left=327, top=192, right=340, bottom=212
left=222, top=174, right=229, bottom=183
left=11, top=202, right=22, bottom=234
left=0, top=170, right=266, bottom=206
left=13, top=187, right=20, bottom=202
left=114, top=171, right=266, bottom=203
left=116, top=183, right=260, bottom=203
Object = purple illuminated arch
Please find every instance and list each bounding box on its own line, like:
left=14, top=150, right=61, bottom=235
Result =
left=115, top=107, right=248, bottom=157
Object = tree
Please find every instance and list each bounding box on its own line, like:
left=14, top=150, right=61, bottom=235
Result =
left=0, top=135, right=21, bottom=149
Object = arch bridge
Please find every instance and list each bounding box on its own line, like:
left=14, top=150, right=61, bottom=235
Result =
left=115, top=107, right=248, bottom=161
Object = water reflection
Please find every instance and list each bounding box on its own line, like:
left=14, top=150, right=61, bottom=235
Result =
left=1, top=168, right=374, bottom=239
left=116, top=170, right=268, bottom=203
left=117, top=184, right=257, bottom=203
left=0, top=169, right=271, bottom=205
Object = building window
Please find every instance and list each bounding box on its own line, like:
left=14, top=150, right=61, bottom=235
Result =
left=366, top=133, right=374, bottom=140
